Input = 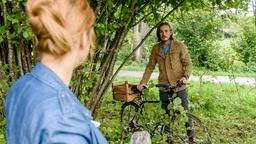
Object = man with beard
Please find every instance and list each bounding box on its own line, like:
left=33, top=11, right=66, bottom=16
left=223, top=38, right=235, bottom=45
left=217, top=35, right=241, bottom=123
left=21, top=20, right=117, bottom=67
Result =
left=137, top=22, right=194, bottom=143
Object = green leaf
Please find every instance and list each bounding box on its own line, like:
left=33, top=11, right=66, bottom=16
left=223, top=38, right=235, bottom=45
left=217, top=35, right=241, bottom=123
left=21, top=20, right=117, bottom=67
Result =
left=173, top=97, right=182, bottom=106
left=0, top=27, right=5, bottom=34
left=22, top=31, right=30, bottom=40
left=0, top=36, right=3, bottom=42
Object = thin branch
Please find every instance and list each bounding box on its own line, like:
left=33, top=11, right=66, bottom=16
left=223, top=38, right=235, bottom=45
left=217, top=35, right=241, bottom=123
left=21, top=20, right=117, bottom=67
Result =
left=136, top=0, right=151, bottom=12
left=90, top=2, right=137, bottom=113
left=98, top=0, right=123, bottom=24
left=94, top=0, right=106, bottom=14
left=87, top=27, right=125, bottom=107
left=130, top=1, right=165, bottom=28
left=90, top=29, right=130, bottom=115
left=129, top=12, right=152, bottom=28
left=106, top=0, right=123, bottom=22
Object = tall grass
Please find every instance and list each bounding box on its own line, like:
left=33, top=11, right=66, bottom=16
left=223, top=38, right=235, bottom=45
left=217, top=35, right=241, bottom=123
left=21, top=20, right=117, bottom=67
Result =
left=97, top=76, right=256, bottom=143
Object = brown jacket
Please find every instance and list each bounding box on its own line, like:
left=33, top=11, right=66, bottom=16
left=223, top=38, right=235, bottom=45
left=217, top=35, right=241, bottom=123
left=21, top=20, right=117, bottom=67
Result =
left=140, top=40, right=193, bottom=92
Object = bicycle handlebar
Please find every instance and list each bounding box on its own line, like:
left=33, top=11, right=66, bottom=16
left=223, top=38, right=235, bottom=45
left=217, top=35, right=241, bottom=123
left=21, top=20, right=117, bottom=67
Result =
left=155, top=84, right=176, bottom=89
left=155, top=80, right=185, bottom=90
left=131, top=80, right=185, bottom=93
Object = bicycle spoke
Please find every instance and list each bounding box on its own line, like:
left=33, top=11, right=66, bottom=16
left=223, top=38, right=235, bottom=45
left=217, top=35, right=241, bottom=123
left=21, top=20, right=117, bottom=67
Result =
left=120, top=102, right=139, bottom=138
left=187, top=113, right=212, bottom=144
left=151, top=124, right=186, bottom=143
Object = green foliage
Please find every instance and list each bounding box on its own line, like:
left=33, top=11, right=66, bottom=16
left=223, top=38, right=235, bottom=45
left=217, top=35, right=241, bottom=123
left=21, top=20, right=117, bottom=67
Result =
left=97, top=76, right=256, bottom=143
left=116, top=31, right=133, bottom=63
left=0, top=65, right=10, bottom=144
left=116, top=2, right=254, bottom=74
left=173, top=9, right=225, bottom=70
left=231, top=17, right=256, bottom=67
left=189, top=80, right=256, bottom=143
left=70, top=63, right=100, bottom=104
left=125, top=94, right=188, bottom=143
left=1, top=1, right=29, bottom=43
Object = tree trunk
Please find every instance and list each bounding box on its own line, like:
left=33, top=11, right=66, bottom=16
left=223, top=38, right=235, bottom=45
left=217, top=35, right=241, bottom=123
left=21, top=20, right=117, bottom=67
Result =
left=17, top=45, right=24, bottom=76
left=24, top=41, right=33, bottom=73
left=3, top=1, right=15, bottom=81
left=90, top=27, right=130, bottom=118
left=140, top=22, right=149, bottom=59
left=132, top=22, right=149, bottom=62
left=252, top=0, right=256, bottom=25
left=132, top=23, right=141, bottom=61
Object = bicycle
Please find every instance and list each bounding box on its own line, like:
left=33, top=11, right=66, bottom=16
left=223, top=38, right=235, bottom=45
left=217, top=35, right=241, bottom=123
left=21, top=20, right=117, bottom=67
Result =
left=120, top=81, right=212, bottom=144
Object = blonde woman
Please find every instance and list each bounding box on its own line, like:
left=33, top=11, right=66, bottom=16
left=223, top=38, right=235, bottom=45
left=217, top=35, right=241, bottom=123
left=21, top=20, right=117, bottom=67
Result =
left=5, top=0, right=108, bottom=143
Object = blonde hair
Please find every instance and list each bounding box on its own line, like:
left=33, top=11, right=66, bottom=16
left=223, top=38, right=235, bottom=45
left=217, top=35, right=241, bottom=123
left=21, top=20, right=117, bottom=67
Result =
left=26, top=0, right=95, bottom=58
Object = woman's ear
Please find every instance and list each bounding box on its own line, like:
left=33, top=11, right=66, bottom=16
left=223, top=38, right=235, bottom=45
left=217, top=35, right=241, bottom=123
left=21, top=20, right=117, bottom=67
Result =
left=80, top=32, right=88, bottom=50
left=78, top=32, right=90, bottom=62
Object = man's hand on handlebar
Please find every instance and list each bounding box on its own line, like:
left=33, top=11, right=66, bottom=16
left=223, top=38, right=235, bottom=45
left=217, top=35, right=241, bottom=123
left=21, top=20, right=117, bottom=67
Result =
left=179, top=77, right=187, bottom=84
left=137, top=84, right=147, bottom=91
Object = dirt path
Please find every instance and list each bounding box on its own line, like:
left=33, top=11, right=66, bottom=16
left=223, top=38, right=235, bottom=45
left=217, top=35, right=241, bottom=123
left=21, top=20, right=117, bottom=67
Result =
left=117, top=70, right=256, bottom=86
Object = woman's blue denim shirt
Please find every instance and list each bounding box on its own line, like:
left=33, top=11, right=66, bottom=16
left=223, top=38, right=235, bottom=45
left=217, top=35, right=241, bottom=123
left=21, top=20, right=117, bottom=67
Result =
left=5, top=63, right=108, bottom=144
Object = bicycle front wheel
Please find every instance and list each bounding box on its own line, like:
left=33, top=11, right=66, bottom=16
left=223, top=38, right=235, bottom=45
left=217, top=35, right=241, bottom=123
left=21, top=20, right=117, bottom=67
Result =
left=120, top=102, right=140, bottom=137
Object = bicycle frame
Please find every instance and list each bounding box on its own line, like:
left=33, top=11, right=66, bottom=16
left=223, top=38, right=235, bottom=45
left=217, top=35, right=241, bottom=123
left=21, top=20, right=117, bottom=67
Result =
left=120, top=83, right=212, bottom=144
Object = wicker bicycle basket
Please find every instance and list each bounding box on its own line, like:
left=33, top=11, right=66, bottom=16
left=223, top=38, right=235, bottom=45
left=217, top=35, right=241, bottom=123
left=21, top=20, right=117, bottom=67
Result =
left=112, top=81, right=138, bottom=102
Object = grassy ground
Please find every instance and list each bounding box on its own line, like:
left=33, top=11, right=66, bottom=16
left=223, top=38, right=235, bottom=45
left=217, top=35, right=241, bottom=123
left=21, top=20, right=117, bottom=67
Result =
left=97, top=76, right=256, bottom=143
left=1, top=76, right=255, bottom=143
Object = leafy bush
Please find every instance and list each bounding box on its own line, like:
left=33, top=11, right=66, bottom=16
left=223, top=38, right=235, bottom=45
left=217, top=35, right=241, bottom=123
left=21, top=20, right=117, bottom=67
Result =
left=98, top=76, right=256, bottom=143
left=173, top=10, right=226, bottom=70
left=231, top=18, right=256, bottom=65
left=0, top=65, right=11, bottom=144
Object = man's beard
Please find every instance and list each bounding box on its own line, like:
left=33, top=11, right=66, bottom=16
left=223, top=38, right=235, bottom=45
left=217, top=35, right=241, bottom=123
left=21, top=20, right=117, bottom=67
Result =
left=161, top=37, right=169, bottom=42
left=161, top=34, right=172, bottom=42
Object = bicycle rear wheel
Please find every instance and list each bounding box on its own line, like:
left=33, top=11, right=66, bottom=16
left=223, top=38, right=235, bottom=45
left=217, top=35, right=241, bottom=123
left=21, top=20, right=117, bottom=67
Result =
left=150, top=112, right=212, bottom=144
left=151, top=123, right=186, bottom=143
left=187, top=112, right=212, bottom=144
left=120, top=102, right=140, bottom=138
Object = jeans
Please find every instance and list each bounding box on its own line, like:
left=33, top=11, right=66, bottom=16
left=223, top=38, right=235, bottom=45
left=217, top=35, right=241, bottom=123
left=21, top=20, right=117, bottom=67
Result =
left=159, top=89, right=194, bottom=138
